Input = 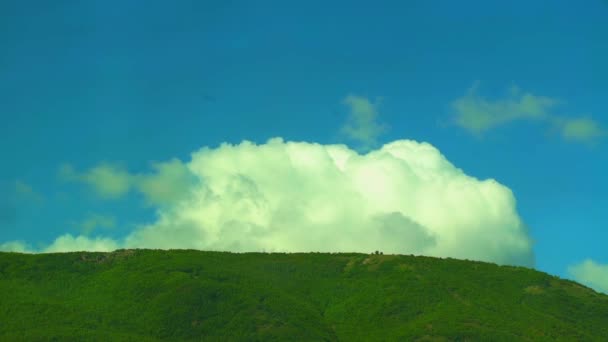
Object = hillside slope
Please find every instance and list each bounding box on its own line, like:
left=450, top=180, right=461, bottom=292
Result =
left=1, top=249, right=607, bottom=341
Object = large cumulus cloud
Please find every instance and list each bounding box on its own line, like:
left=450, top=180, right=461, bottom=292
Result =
left=2, top=138, right=535, bottom=267
left=129, top=138, right=534, bottom=266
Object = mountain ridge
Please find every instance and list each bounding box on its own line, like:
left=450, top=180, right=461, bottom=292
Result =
left=1, top=249, right=607, bottom=341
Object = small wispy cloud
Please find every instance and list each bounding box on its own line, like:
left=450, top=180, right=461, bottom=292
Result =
left=59, top=162, right=133, bottom=199
left=550, top=116, right=607, bottom=144
left=450, top=83, right=557, bottom=135
left=340, top=95, right=388, bottom=151
left=0, top=202, right=16, bottom=226
left=0, top=181, right=41, bottom=229
left=14, top=180, right=44, bottom=204
left=70, top=213, right=116, bottom=235
left=568, top=259, right=608, bottom=294
left=57, top=159, right=196, bottom=206
left=136, top=159, right=197, bottom=207
left=450, top=83, right=606, bottom=145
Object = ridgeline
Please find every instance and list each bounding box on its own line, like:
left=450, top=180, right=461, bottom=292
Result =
left=1, top=249, right=607, bottom=341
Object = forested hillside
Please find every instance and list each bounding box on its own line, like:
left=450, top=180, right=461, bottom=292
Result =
left=1, top=249, right=607, bottom=341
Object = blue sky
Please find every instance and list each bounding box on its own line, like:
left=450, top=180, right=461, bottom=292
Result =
left=1, top=1, right=607, bottom=292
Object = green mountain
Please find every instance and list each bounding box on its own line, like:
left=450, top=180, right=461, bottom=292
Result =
left=1, top=249, right=607, bottom=341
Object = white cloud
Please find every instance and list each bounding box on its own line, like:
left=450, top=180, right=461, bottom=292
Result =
left=57, top=159, right=196, bottom=206
left=451, top=83, right=606, bottom=145
left=135, top=158, right=197, bottom=207
left=340, top=95, right=388, bottom=151
left=122, top=138, right=533, bottom=266
left=551, top=116, right=606, bottom=144
left=71, top=213, right=116, bottom=235
left=16, top=138, right=534, bottom=267
left=0, top=240, right=34, bottom=253
left=0, top=235, right=118, bottom=253
left=59, top=162, right=133, bottom=199
left=568, top=259, right=608, bottom=294
left=451, top=83, right=557, bottom=135
left=42, top=234, right=119, bottom=253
